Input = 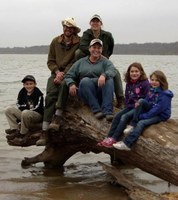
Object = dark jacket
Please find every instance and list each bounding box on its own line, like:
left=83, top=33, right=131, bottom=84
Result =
left=139, top=87, right=174, bottom=121
left=125, top=80, right=150, bottom=108
left=16, top=87, right=44, bottom=115
left=79, top=29, right=114, bottom=58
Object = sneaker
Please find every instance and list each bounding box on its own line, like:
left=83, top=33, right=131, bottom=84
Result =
left=123, top=125, right=134, bottom=134
left=113, top=141, right=131, bottom=151
left=5, top=129, right=18, bottom=135
left=94, top=112, right=105, bottom=119
left=36, top=130, right=48, bottom=146
left=48, top=115, right=61, bottom=131
left=105, top=114, right=114, bottom=121
left=99, top=137, right=116, bottom=148
left=6, top=130, right=21, bottom=140
left=97, top=139, right=106, bottom=146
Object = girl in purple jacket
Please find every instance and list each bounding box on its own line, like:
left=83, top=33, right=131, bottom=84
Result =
left=98, top=62, right=150, bottom=148
left=113, top=70, right=173, bottom=151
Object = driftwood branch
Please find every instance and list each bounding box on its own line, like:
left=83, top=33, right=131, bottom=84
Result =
left=99, top=162, right=167, bottom=200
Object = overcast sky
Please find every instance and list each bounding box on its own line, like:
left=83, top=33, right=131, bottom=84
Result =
left=0, top=0, right=178, bottom=47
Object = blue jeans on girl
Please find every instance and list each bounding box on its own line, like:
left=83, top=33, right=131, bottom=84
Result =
left=107, top=107, right=135, bottom=140
left=123, top=99, right=162, bottom=147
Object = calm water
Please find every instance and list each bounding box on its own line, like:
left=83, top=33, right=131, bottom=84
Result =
left=0, top=54, right=178, bottom=200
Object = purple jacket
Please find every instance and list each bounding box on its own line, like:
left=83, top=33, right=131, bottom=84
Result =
left=125, top=79, right=150, bottom=108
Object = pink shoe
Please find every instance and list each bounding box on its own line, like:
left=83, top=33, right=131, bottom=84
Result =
left=99, top=137, right=116, bottom=148
left=97, top=138, right=108, bottom=146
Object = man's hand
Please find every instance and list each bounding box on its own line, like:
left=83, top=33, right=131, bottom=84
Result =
left=54, top=71, right=64, bottom=84
left=98, top=75, right=106, bottom=87
left=69, top=84, right=78, bottom=96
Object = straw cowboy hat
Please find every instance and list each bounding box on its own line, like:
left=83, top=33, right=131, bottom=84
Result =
left=62, top=17, right=81, bottom=34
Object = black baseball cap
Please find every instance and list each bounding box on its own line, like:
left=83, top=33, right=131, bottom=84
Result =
left=21, top=75, right=36, bottom=83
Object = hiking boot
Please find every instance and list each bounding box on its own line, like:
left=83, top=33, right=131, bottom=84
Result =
left=5, top=129, right=18, bottom=135
left=105, top=114, right=114, bottom=121
left=6, top=130, right=21, bottom=140
left=36, top=130, right=48, bottom=146
left=48, top=115, right=61, bottom=131
left=113, top=141, right=131, bottom=151
left=94, top=112, right=105, bottom=119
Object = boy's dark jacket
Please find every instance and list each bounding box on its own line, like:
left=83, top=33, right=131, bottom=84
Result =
left=16, top=87, right=44, bottom=115
left=139, top=87, right=174, bottom=121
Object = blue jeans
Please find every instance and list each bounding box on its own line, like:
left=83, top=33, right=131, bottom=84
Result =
left=130, top=99, right=152, bottom=126
left=78, top=77, right=114, bottom=115
left=124, top=115, right=162, bottom=147
left=107, top=108, right=135, bottom=141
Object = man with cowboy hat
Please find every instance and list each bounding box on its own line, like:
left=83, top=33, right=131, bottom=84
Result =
left=36, top=17, right=80, bottom=146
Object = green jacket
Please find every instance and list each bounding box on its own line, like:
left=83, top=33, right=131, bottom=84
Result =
left=65, top=56, right=117, bottom=87
left=47, top=34, right=80, bottom=74
left=79, top=29, right=114, bottom=58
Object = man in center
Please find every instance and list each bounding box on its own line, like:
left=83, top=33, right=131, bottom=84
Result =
left=65, top=39, right=117, bottom=121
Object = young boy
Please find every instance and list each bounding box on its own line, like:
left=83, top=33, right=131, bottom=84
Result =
left=5, top=75, right=44, bottom=140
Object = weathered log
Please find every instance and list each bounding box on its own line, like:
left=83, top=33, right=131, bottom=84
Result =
left=99, top=162, right=166, bottom=200
left=6, top=97, right=178, bottom=186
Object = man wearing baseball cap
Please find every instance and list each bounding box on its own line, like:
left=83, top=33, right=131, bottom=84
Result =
left=36, top=17, right=80, bottom=146
left=75, top=14, right=124, bottom=109
left=65, top=39, right=117, bottom=121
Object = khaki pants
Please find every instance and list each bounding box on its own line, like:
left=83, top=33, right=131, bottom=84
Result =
left=5, top=106, right=42, bottom=135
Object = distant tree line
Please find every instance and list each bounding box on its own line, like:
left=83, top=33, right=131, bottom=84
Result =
left=0, top=45, right=49, bottom=54
left=113, top=42, right=178, bottom=55
left=0, top=42, right=178, bottom=55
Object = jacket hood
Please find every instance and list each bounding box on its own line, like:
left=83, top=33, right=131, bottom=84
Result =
left=163, top=89, right=174, bottom=98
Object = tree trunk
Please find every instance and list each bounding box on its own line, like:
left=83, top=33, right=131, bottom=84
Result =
left=6, top=98, right=178, bottom=186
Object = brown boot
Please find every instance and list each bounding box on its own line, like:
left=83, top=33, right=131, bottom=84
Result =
left=6, top=130, right=21, bottom=140
left=94, top=112, right=105, bottom=119
left=48, top=115, right=61, bottom=131
left=36, top=130, right=48, bottom=146
left=116, top=96, right=125, bottom=108
left=5, top=129, right=18, bottom=135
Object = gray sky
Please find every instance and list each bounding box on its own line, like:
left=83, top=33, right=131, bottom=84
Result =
left=1, top=0, right=178, bottom=47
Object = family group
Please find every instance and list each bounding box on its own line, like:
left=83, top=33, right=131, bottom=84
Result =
left=5, top=14, right=173, bottom=151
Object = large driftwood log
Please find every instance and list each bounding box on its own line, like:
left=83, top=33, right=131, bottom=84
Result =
left=6, top=97, right=178, bottom=186
left=99, top=162, right=166, bottom=200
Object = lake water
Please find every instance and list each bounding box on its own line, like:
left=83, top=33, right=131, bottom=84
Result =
left=0, top=54, right=178, bottom=200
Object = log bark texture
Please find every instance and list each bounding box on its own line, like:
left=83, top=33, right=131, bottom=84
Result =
left=6, top=98, right=178, bottom=186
